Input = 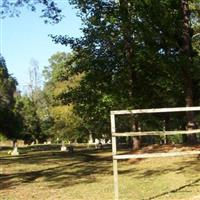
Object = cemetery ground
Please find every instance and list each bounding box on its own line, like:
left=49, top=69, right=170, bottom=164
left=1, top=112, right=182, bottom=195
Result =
left=0, top=144, right=200, bottom=200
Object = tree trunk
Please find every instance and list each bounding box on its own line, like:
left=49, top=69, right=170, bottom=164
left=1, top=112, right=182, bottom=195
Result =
left=182, top=69, right=197, bottom=143
left=119, top=0, right=142, bottom=150
left=162, top=114, right=170, bottom=144
left=13, top=139, right=17, bottom=150
left=180, top=0, right=197, bottom=144
left=132, top=119, right=141, bottom=150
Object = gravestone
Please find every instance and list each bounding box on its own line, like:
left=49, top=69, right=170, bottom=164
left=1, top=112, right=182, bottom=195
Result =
left=11, top=146, right=19, bottom=155
left=61, top=141, right=67, bottom=151
left=61, top=146, right=67, bottom=151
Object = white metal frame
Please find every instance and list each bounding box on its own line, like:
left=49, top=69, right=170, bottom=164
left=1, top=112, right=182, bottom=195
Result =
left=111, top=106, right=200, bottom=200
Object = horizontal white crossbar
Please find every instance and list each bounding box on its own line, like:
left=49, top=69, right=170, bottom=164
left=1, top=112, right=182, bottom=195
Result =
left=113, top=151, right=200, bottom=159
left=112, top=129, right=200, bottom=136
left=111, top=106, right=200, bottom=115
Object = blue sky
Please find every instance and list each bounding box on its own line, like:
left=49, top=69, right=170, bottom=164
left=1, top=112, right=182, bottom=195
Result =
left=1, top=1, right=82, bottom=91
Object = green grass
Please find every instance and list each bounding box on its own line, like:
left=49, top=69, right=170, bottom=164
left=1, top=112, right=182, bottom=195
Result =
left=0, top=145, right=200, bottom=200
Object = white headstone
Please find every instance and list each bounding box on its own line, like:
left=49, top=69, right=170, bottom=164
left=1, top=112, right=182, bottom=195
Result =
left=88, top=134, right=94, bottom=144
left=11, top=147, right=19, bottom=155
left=101, top=139, right=106, bottom=144
left=95, top=139, right=99, bottom=144
left=61, top=146, right=67, bottom=151
left=107, top=139, right=111, bottom=144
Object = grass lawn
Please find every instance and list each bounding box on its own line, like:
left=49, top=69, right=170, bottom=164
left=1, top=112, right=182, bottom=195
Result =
left=0, top=145, right=200, bottom=200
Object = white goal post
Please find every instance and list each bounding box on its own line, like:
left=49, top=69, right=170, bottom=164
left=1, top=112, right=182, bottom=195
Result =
left=111, top=106, right=200, bottom=200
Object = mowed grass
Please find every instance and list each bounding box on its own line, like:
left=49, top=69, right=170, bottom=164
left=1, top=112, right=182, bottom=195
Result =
left=0, top=145, right=200, bottom=200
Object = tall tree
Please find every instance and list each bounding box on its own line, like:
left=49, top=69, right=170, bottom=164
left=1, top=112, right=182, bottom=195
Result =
left=2, top=0, right=200, bottom=145
left=179, top=0, right=198, bottom=143
left=43, top=52, right=83, bottom=142
left=14, top=95, right=42, bottom=143
left=0, top=54, right=21, bottom=141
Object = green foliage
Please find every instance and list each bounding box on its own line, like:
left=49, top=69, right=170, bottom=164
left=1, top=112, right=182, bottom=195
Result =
left=0, top=54, right=21, bottom=139
left=50, top=0, right=200, bottom=143
left=0, top=54, right=17, bottom=109
left=2, top=1, right=200, bottom=144
left=0, top=132, right=7, bottom=141
left=15, top=95, right=41, bottom=142
left=50, top=0, right=185, bottom=139
left=43, top=52, right=83, bottom=141
left=1, top=0, right=63, bottom=24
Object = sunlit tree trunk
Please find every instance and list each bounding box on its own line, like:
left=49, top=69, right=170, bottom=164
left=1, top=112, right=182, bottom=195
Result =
left=132, top=119, right=141, bottom=150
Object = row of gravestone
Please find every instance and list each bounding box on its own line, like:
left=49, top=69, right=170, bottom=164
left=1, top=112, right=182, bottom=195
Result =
left=2, top=137, right=112, bottom=155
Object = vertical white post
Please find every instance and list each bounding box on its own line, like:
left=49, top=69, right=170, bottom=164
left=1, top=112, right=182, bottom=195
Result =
left=111, top=113, right=119, bottom=200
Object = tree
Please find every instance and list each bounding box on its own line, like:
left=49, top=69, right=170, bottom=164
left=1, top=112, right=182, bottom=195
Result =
left=178, top=0, right=199, bottom=143
left=28, top=58, right=41, bottom=99
left=0, top=55, right=17, bottom=109
left=1, top=0, right=62, bottom=24
left=2, top=0, right=200, bottom=146
left=0, top=54, right=21, bottom=141
left=15, top=95, right=42, bottom=143
left=43, top=52, right=83, bottom=142
left=55, top=0, right=200, bottom=146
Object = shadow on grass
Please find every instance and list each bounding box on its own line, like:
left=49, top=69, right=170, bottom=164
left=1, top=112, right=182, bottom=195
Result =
left=0, top=149, right=114, bottom=190
left=131, top=157, right=200, bottom=200
left=0, top=145, right=199, bottom=196
left=144, top=178, right=200, bottom=200
left=0, top=146, right=13, bottom=151
left=133, top=157, right=200, bottom=179
left=0, top=145, right=112, bottom=164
